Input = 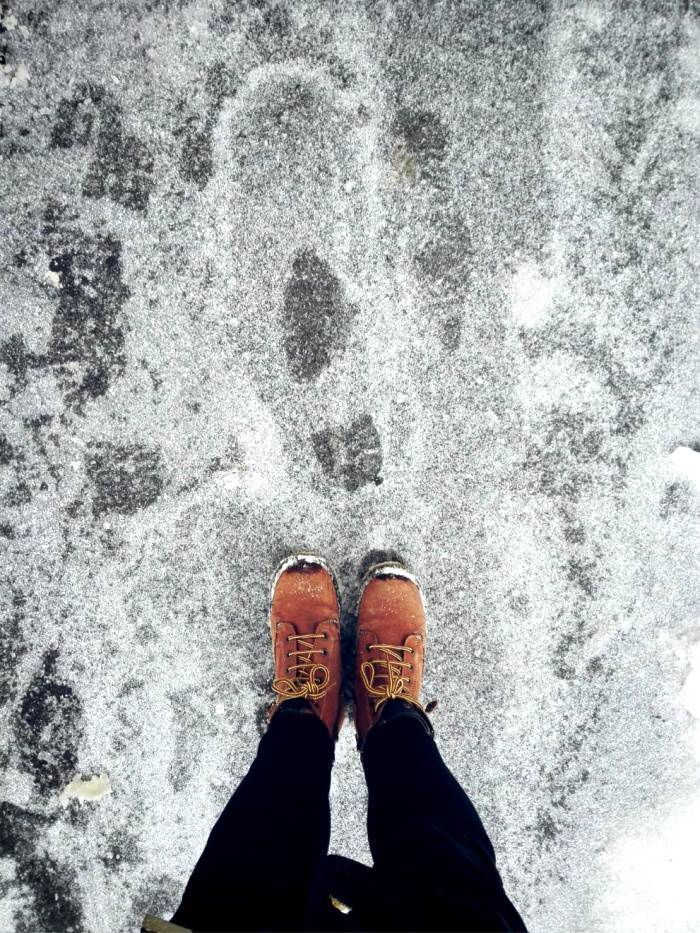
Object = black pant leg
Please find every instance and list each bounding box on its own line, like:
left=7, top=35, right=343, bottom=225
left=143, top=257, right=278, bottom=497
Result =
left=362, top=715, right=526, bottom=932
left=170, top=708, right=334, bottom=932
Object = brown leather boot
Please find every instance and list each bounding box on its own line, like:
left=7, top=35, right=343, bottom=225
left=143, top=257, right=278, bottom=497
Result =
left=268, top=554, right=344, bottom=739
left=354, top=562, right=433, bottom=749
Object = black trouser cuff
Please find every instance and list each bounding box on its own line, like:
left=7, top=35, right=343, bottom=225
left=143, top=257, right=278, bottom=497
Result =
left=361, top=698, right=434, bottom=752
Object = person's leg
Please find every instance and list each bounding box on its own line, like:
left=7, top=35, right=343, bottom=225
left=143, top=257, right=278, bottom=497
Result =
left=171, top=552, right=345, bottom=932
left=170, top=700, right=334, bottom=932
left=362, top=701, right=526, bottom=932
left=353, top=564, right=526, bottom=932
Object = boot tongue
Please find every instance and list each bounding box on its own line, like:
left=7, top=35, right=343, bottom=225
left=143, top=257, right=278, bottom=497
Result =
left=374, top=643, right=408, bottom=693
left=295, top=625, right=328, bottom=701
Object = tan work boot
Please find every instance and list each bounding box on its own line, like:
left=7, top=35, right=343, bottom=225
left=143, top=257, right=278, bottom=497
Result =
left=354, top=562, right=433, bottom=749
left=268, top=554, right=344, bottom=739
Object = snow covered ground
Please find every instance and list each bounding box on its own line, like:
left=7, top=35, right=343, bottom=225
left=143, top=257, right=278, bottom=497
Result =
left=1, top=1, right=699, bottom=930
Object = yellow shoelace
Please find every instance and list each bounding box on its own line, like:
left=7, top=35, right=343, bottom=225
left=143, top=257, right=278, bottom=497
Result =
left=360, top=642, right=424, bottom=713
left=272, top=632, right=331, bottom=701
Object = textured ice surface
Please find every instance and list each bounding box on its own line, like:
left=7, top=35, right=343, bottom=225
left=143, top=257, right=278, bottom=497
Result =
left=1, top=1, right=699, bottom=931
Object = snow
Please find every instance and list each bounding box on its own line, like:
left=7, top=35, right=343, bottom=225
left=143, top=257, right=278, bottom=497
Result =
left=510, top=262, right=558, bottom=327
left=45, top=268, right=62, bottom=289
left=671, top=446, right=700, bottom=485
left=0, top=2, right=698, bottom=931
left=599, top=644, right=700, bottom=933
left=0, top=63, right=30, bottom=89
left=59, top=774, right=112, bottom=807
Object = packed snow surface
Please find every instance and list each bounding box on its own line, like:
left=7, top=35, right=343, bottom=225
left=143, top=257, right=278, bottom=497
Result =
left=1, top=2, right=699, bottom=931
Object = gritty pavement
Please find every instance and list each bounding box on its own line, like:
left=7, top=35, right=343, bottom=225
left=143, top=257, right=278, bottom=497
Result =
left=1, top=1, right=699, bottom=931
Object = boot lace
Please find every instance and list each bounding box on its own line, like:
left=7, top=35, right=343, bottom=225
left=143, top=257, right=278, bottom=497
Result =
left=360, top=643, right=424, bottom=714
left=272, top=632, right=332, bottom=701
